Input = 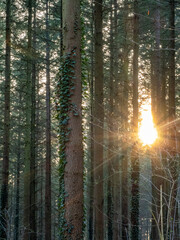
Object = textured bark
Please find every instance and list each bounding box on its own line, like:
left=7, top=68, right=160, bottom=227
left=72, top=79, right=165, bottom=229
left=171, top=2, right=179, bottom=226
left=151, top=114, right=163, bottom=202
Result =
left=14, top=98, right=21, bottom=240
left=169, top=0, right=175, bottom=123
left=112, top=1, right=121, bottom=239
left=30, top=2, right=37, bottom=239
left=121, top=1, right=129, bottom=238
left=131, top=1, right=139, bottom=239
left=45, top=0, right=52, bottom=239
left=62, top=1, right=83, bottom=239
left=88, top=5, right=94, bottom=238
left=36, top=73, right=43, bottom=240
left=107, top=1, right=114, bottom=238
left=60, top=0, right=63, bottom=57
left=0, top=0, right=11, bottom=238
left=151, top=1, right=163, bottom=239
left=24, top=0, right=32, bottom=238
left=169, top=0, right=178, bottom=238
left=93, top=0, right=104, bottom=239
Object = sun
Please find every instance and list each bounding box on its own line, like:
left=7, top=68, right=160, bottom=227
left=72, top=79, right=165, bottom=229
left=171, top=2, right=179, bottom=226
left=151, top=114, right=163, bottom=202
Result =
left=138, top=104, right=158, bottom=146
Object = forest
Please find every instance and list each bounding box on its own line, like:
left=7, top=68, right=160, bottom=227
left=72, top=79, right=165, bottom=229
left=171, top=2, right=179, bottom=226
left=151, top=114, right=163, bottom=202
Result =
left=0, top=0, right=179, bottom=239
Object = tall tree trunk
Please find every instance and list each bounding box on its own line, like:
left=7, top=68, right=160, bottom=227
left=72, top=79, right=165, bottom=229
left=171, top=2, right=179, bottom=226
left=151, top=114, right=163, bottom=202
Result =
left=151, top=1, right=162, bottom=239
left=88, top=2, right=94, bottom=238
left=112, top=1, right=121, bottom=238
left=59, top=1, right=83, bottom=239
left=121, top=1, right=129, bottom=238
left=14, top=94, right=21, bottom=240
left=0, top=0, right=11, bottom=238
left=60, top=0, right=63, bottom=57
left=24, top=0, right=32, bottom=238
left=93, top=0, right=104, bottom=239
left=30, top=2, right=37, bottom=239
left=160, top=18, right=168, bottom=238
left=107, top=1, right=114, bottom=238
left=45, top=0, right=52, bottom=239
left=131, top=1, right=139, bottom=239
left=169, top=0, right=178, bottom=238
left=36, top=72, right=43, bottom=240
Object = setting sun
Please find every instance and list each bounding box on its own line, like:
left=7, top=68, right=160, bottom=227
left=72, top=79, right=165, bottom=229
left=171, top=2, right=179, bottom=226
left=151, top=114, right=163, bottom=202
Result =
left=138, top=105, right=158, bottom=146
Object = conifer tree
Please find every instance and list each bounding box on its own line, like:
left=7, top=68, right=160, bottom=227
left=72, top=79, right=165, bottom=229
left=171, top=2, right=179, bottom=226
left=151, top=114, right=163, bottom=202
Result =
left=0, top=0, right=11, bottom=237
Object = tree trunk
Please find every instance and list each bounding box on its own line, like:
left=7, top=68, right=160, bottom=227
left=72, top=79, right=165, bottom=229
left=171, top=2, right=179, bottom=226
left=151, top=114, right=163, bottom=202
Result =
left=59, top=1, right=84, bottom=239
left=93, top=0, right=104, bottom=239
left=131, top=1, right=139, bottom=239
left=88, top=3, right=94, bottom=238
left=169, top=0, right=178, bottom=238
left=0, top=0, right=11, bottom=238
left=107, top=1, right=114, bottom=238
left=112, top=1, right=121, bottom=239
left=24, top=0, right=32, bottom=238
left=45, top=0, right=52, bottom=239
left=14, top=94, right=21, bottom=240
left=121, top=1, right=129, bottom=238
left=30, top=2, right=37, bottom=239
left=151, top=1, right=163, bottom=239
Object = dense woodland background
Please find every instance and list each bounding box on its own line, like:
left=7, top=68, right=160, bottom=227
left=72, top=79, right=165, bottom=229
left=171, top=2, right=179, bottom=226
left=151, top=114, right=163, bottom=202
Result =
left=0, top=0, right=180, bottom=239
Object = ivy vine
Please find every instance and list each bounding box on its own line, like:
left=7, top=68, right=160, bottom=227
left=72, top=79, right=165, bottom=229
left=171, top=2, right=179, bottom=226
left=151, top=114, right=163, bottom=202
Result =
left=55, top=47, right=77, bottom=238
left=55, top=2, right=88, bottom=238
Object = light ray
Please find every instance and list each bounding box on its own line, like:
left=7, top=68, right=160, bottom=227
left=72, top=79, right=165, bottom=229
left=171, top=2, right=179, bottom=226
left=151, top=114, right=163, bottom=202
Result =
left=138, top=104, right=158, bottom=146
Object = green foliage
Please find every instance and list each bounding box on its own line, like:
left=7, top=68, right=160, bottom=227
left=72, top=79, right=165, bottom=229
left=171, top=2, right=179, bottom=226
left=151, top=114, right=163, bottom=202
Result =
left=55, top=47, right=77, bottom=238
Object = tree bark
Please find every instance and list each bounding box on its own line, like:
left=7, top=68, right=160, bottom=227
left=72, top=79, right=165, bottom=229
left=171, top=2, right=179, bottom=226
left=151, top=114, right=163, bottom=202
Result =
left=151, top=1, right=163, bottom=239
left=131, top=1, right=139, bottom=239
left=121, top=1, right=129, bottom=238
left=88, top=3, right=94, bottom=238
left=112, top=1, right=121, bottom=239
left=169, top=0, right=178, bottom=238
left=107, top=1, right=114, bottom=238
left=30, top=2, right=37, bottom=239
left=0, top=0, right=11, bottom=238
left=61, top=1, right=84, bottom=239
left=24, top=0, right=32, bottom=238
left=93, top=0, right=104, bottom=239
left=14, top=94, right=21, bottom=240
left=45, top=0, right=52, bottom=239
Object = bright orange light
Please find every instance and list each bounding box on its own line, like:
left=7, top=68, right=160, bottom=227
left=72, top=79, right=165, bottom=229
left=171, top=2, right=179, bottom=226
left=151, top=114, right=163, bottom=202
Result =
left=138, top=105, right=158, bottom=146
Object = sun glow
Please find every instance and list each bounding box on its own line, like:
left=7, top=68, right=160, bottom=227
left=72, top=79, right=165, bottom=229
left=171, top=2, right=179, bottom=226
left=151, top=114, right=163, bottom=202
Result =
left=138, top=105, right=158, bottom=146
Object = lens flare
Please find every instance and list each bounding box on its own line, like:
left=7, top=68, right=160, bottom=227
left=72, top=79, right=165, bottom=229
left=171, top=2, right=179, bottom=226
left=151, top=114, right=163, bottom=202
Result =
left=138, top=105, right=158, bottom=146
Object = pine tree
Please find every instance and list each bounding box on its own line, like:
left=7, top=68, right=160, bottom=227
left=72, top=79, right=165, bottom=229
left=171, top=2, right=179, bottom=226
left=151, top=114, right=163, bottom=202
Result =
left=57, top=0, right=84, bottom=238
left=0, top=0, right=11, bottom=237
left=93, top=0, right=104, bottom=238
left=131, top=0, right=140, bottom=239
left=45, top=0, right=52, bottom=239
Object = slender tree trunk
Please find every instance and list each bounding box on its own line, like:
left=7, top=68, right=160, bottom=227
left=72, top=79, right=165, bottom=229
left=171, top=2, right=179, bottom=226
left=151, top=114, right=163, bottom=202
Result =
left=151, top=1, right=163, bottom=239
left=93, top=0, right=104, bottom=239
left=131, top=1, right=139, bottom=239
left=160, top=20, right=168, bottom=238
left=14, top=94, right=21, bottom=240
left=60, top=1, right=83, bottom=239
left=36, top=71, right=43, bottom=240
left=60, top=0, right=63, bottom=57
left=112, top=1, right=121, bottom=238
left=58, top=0, right=63, bottom=236
left=169, top=0, right=178, bottom=238
left=88, top=3, right=94, bottom=238
left=24, top=0, right=32, bottom=238
left=169, top=0, right=175, bottom=125
left=45, top=0, right=52, bottom=239
left=39, top=157, right=44, bottom=240
left=107, top=1, right=114, bottom=238
left=121, top=1, right=129, bottom=238
left=0, top=0, right=11, bottom=238
left=30, top=2, right=37, bottom=239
